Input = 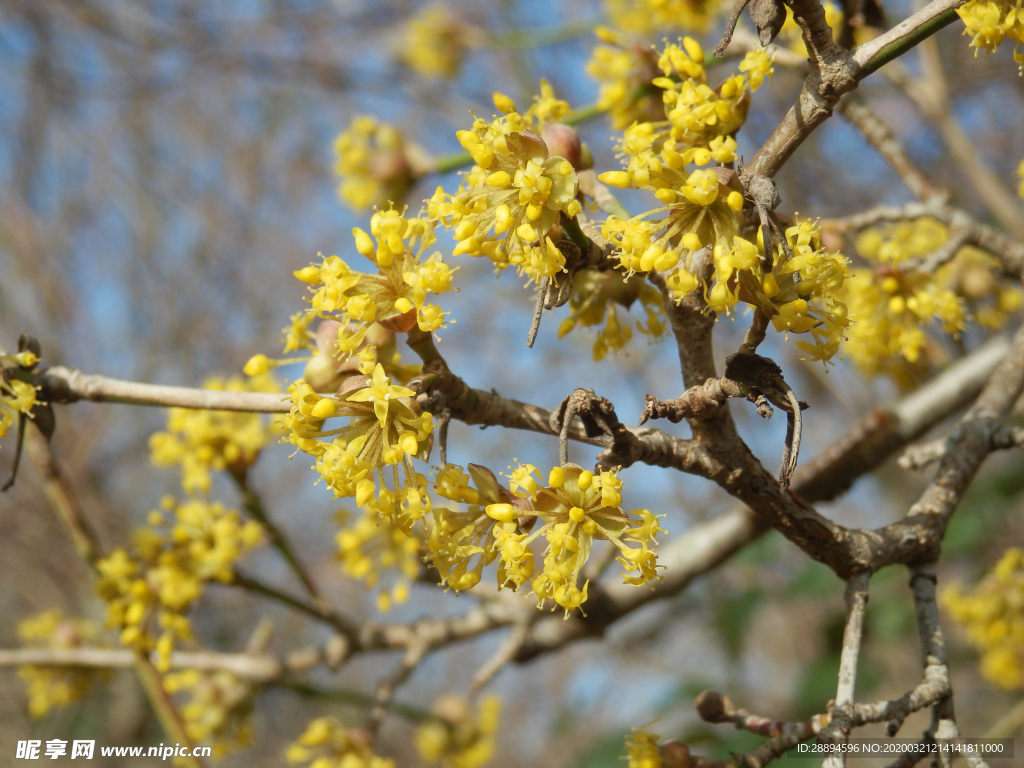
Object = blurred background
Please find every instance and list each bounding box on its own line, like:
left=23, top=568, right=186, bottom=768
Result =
left=1, top=0, right=1023, bottom=765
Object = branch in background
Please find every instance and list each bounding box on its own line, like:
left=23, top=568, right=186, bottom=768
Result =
left=230, top=468, right=320, bottom=598
left=868, top=325, right=1024, bottom=571
left=899, top=425, right=1024, bottom=470
left=836, top=96, right=946, bottom=204
left=24, top=428, right=102, bottom=572
left=743, top=0, right=966, bottom=179
left=0, top=646, right=283, bottom=683
left=822, top=202, right=1024, bottom=279
left=821, top=573, right=870, bottom=768
left=24, top=433, right=207, bottom=764
left=132, top=651, right=206, bottom=768
left=905, top=565, right=991, bottom=768
left=230, top=570, right=359, bottom=646
left=368, top=641, right=428, bottom=734
left=694, top=690, right=825, bottom=768
left=882, top=44, right=1024, bottom=240
left=467, top=622, right=531, bottom=697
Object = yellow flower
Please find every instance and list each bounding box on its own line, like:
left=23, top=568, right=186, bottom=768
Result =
left=164, top=669, right=254, bottom=758
left=303, top=209, right=456, bottom=336
left=336, top=506, right=421, bottom=611
left=605, top=0, right=722, bottom=36
left=623, top=724, right=663, bottom=768
left=429, top=84, right=580, bottom=280
left=838, top=218, right=1014, bottom=382
left=586, top=28, right=664, bottom=129
left=403, top=3, right=476, bottom=79
left=149, top=374, right=281, bottom=495
left=95, top=498, right=263, bottom=670
left=956, top=0, right=1024, bottom=59
left=333, top=115, right=428, bottom=212
left=944, top=548, right=1024, bottom=689
left=17, top=611, right=103, bottom=718
left=346, top=363, right=415, bottom=427
left=0, top=348, right=40, bottom=444
left=415, top=695, right=501, bottom=768
left=287, top=717, right=394, bottom=768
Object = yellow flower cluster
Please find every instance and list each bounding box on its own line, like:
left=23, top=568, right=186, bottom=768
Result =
left=841, top=218, right=986, bottom=380
left=415, top=695, right=501, bottom=768
left=297, top=208, right=456, bottom=338
left=623, top=725, right=663, bottom=768
left=0, top=346, right=40, bottom=446
left=333, top=116, right=428, bottom=212
left=957, top=0, right=1024, bottom=70
left=288, top=363, right=435, bottom=530
left=600, top=38, right=772, bottom=186
left=336, top=505, right=422, bottom=612
left=17, top=611, right=102, bottom=718
left=600, top=168, right=743, bottom=297
left=149, top=374, right=281, bottom=495
left=711, top=220, right=851, bottom=365
left=605, top=0, right=722, bottom=35
left=164, top=669, right=254, bottom=758
left=427, top=462, right=665, bottom=617
left=586, top=28, right=663, bottom=129
left=558, top=269, right=667, bottom=360
left=403, top=3, right=476, bottom=79
left=95, top=497, right=263, bottom=670
left=944, top=548, right=1024, bottom=688
left=287, top=717, right=394, bottom=768
left=428, top=86, right=581, bottom=281
left=943, top=246, right=1023, bottom=331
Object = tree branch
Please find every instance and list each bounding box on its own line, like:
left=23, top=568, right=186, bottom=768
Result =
left=743, top=0, right=966, bottom=179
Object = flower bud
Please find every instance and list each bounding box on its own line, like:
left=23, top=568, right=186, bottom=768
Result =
left=293, top=265, right=321, bottom=284
left=310, top=398, right=337, bottom=419
left=353, top=228, right=375, bottom=258
left=493, top=91, right=516, bottom=114
left=243, top=354, right=270, bottom=376
left=598, top=171, right=631, bottom=189
left=486, top=503, right=517, bottom=522
left=540, top=123, right=582, bottom=169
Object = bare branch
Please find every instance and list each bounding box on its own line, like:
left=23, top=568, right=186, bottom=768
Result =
left=837, top=96, right=946, bottom=204
left=0, top=646, right=283, bottom=682
left=743, top=0, right=966, bottom=179
left=899, top=425, right=1024, bottom=470
left=42, top=365, right=290, bottom=412
left=230, top=468, right=320, bottom=599
left=882, top=56, right=1024, bottom=240
left=694, top=689, right=825, bottom=767
left=822, top=202, right=1024, bottom=280
left=467, top=621, right=531, bottom=696
left=821, top=573, right=870, bottom=768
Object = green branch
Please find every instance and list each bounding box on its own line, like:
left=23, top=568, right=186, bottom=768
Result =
left=858, top=7, right=962, bottom=78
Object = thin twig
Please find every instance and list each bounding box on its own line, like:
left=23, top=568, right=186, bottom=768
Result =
left=468, top=622, right=531, bottom=696
left=821, top=572, right=870, bottom=768
left=231, top=469, right=320, bottom=598
left=42, top=366, right=289, bottom=412
left=230, top=570, right=359, bottom=644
